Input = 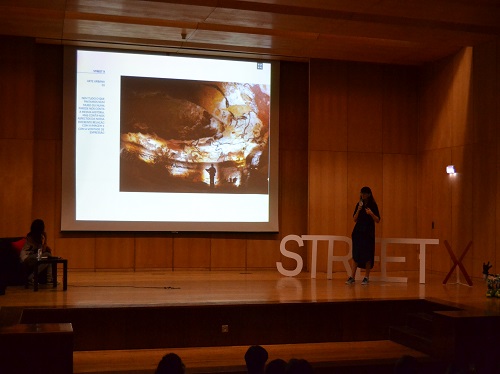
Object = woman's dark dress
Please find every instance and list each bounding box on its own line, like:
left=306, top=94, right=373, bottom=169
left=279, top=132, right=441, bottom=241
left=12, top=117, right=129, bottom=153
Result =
left=352, top=202, right=380, bottom=269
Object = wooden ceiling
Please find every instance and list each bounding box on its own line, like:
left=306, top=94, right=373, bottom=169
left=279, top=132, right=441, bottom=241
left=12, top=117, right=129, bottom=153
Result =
left=1, top=0, right=499, bottom=65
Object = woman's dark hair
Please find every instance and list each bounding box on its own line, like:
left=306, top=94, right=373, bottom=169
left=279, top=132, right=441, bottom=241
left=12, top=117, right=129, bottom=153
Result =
left=360, top=186, right=371, bottom=195
left=28, top=219, right=45, bottom=246
left=360, top=186, right=377, bottom=206
left=30, top=219, right=45, bottom=234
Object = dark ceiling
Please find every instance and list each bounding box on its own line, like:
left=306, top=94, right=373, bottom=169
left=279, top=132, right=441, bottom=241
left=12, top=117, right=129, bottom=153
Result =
left=1, top=0, right=499, bottom=65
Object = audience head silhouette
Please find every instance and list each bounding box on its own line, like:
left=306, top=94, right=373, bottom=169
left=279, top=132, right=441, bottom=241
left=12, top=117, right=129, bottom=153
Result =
left=265, top=358, right=287, bottom=374
left=286, top=358, right=313, bottom=374
left=155, top=353, right=185, bottom=374
left=245, top=345, right=269, bottom=374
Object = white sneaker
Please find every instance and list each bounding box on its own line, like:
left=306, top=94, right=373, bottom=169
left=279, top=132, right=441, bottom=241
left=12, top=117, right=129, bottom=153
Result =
left=361, top=277, right=369, bottom=285
left=345, top=277, right=355, bottom=285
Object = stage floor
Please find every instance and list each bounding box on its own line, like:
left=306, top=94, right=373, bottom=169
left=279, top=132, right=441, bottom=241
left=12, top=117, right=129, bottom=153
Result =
left=3, top=270, right=500, bottom=373
left=1, top=270, right=497, bottom=313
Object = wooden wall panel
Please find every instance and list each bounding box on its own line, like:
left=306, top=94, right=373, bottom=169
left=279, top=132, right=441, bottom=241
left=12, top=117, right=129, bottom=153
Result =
left=472, top=143, right=497, bottom=278
left=173, top=237, right=211, bottom=269
left=309, top=60, right=422, bottom=274
left=210, top=236, right=247, bottom=269
left=450, top=48, right=474, bottom=148
left=95, top=237, right=135, bottom=270
left=496, top=144, right=500, bottom=276
left=279, top=61, right=309, bottom=151
left=279, top=149, right=308, bottom=269
left=416, top=146, right=470, bottom=275
left=418, top=57, right=455, bottom=152
left=347, top=63, right=383, bottom=153
left=416, top=44, right=500, bottom=280
left=473, top=42, right=498, bottom=145
left=418, top=49, right=465, bottom=276
left=382, top=154, right=418, bottom=271
left=495, top=40, right=500, bottom=276
left=0, top=140, right=34, bottom=237
left=382, top=154, right=417, bottom=238
left=309, top=151, right=348, bottom=236
left=30, top=44, right=63, bottom=261
left=53, top=237, right=96, bottom=270
left=417, top=150, right=437, bottom=271
left=0, top=37, right=35, bottom=238
left=471, top=39, right=499, bottom=278
left=134, top=236, right=173, bottom=269
left=308, top=151, right=348, bottom=272
left=32, top=139, right=58, bottom=248
left=309, top=60, right=348, bottom=152
left=274, top=61, right=309, bottom=271
left=54, top=139, right=63, bottom=244
left=382, top=66, right=418, bottom=155
left=451, top=145, right=474, bottom=278
left=0, top=36, right=34, bottom=140
left=35, top=43, right=63, bottom=141
left=246, top=236, right=281, bottom=269
left=428, top=148, right=453, bottom=274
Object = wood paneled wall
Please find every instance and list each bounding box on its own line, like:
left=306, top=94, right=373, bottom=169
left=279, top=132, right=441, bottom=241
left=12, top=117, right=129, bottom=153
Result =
left=309, top=42, right=499, bottom=278
left=418, top=42, right=500, bottom=279
left=0, top=37, right=35, bottom=236
left=309, top=60, right=419, bottom=273
left=0, top=36, right=308, bottom=271
left=1, top=35, right=498, bottom=278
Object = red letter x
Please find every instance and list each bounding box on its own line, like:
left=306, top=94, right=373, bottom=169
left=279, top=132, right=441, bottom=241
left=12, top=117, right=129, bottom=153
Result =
left=442, top=240, right=473, bottom=286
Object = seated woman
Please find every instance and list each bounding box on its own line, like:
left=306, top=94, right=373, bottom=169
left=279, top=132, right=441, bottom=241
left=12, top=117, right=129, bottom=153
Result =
left=20, top=219, right=52, bottom=283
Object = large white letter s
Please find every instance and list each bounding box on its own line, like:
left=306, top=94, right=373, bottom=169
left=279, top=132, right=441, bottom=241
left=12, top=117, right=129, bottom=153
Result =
left=276, top=235, right=304, bottom=277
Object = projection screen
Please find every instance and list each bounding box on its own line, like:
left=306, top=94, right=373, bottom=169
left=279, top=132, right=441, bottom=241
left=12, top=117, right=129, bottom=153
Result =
left=61, top=48, right=279, bottom=232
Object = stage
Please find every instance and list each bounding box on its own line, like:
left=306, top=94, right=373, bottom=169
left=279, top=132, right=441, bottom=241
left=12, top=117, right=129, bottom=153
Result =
left=0, top=270, right=493, bottom=309
left=1, top=270, right=500, bottom=373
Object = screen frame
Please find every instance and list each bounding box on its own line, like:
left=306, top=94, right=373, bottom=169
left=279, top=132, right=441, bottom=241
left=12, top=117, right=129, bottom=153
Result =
left=61, top=47, right=279, bottom=232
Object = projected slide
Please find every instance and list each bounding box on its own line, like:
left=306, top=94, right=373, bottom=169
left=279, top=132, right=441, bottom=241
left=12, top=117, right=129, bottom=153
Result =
left=62, top=49, right=279, bottom=232
left=120, top=77, right=269, bottom=194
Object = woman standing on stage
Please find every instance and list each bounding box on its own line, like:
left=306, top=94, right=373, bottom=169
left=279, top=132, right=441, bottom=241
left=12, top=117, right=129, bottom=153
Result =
left=345, top=186, right=380, bottom=285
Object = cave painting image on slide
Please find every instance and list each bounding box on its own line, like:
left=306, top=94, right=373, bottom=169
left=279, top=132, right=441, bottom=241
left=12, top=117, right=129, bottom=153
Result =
left=120, top=77, right=270, bottom=194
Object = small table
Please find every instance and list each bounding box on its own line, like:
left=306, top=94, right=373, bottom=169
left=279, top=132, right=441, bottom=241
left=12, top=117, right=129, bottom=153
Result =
left=31, top=257, right=68, bottom=292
